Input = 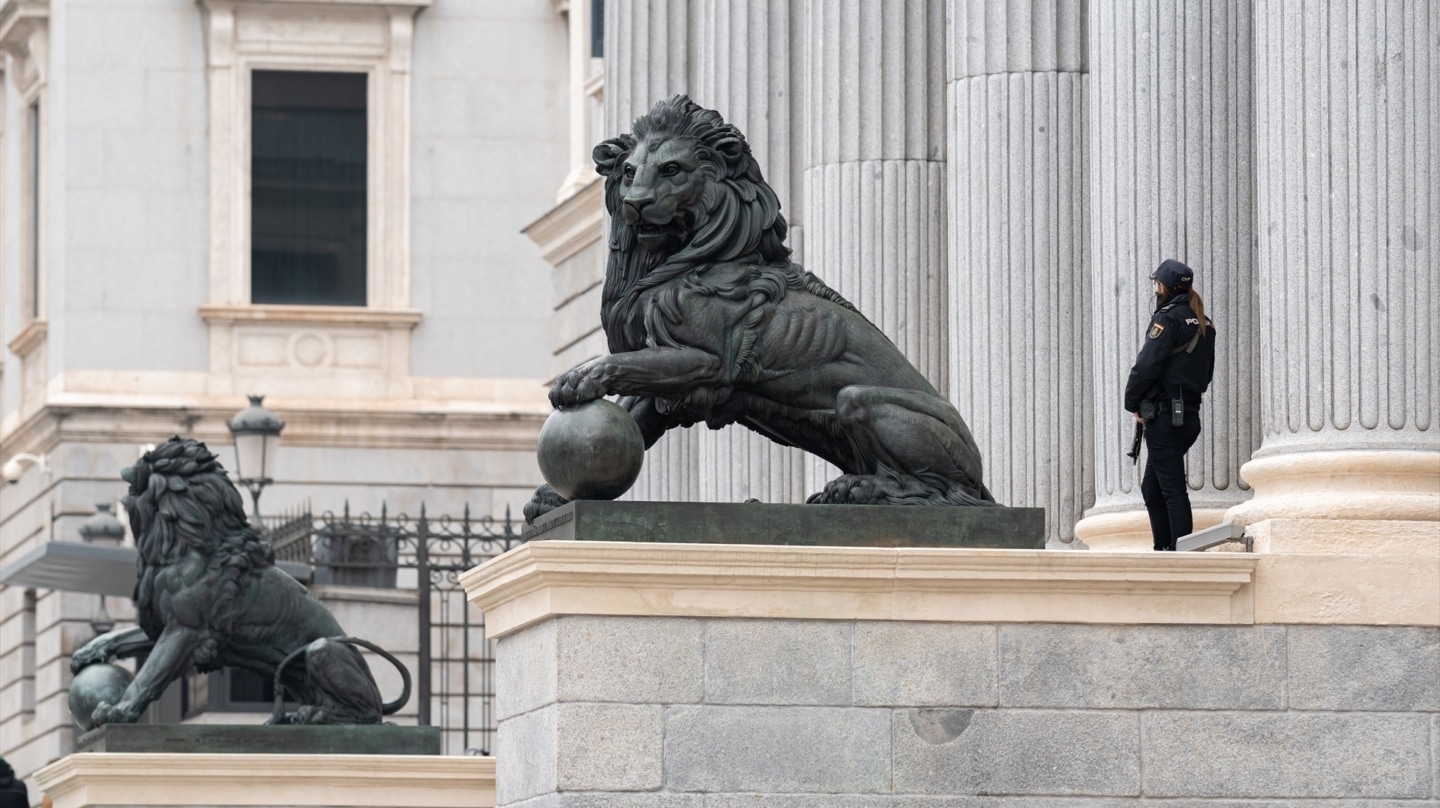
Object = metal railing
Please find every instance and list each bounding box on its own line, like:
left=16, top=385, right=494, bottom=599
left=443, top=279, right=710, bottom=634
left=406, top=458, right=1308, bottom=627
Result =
left=263, top=503, right=523, bottom=754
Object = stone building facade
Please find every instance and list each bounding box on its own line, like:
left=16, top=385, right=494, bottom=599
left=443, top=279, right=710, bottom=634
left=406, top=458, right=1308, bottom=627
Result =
left=0, top=0, right=571, bottom=794
left=530, top=0, right=1437, bottom=551
left=0, top=0, right=1435, bottom=803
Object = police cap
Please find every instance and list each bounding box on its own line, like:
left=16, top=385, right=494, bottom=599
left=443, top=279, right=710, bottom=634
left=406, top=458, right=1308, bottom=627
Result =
left=1151, top=259, right=1194, bottom=289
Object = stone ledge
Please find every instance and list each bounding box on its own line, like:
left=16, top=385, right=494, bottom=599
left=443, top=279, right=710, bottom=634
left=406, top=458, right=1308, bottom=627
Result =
left=461, top=542, right=1259, bottom=638
left=198, top=305, right=424, bottom=327
left=35, top=753, right=494, bottom=808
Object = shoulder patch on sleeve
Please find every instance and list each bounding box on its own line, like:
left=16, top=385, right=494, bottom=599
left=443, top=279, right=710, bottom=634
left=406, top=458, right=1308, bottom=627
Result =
left=1148, top=322, right=1165, bottom=340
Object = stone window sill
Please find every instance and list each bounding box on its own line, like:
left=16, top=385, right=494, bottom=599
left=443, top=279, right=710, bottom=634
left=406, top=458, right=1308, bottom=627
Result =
left=199, top=305, right=421, bottom=328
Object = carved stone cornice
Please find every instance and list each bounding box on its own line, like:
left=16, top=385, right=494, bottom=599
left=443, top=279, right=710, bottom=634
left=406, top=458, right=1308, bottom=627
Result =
left=0, top=0, right=48, bottom=97
left=6, top=318, right=45, bottom=357
left=523, top=178, right=603, bottom=266
left=462, top=541, right=1262, bottom=638
left=0, top=394, right=546, bottom=460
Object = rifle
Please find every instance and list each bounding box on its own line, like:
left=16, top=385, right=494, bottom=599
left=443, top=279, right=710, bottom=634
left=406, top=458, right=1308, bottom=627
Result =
left=1127, top=421, right=1145, bottom=465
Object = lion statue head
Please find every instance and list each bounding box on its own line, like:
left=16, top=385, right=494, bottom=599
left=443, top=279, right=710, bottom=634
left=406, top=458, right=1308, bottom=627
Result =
left=123, top=437, right=272, bottom=641
left=593, top=95, right=798, bottom=353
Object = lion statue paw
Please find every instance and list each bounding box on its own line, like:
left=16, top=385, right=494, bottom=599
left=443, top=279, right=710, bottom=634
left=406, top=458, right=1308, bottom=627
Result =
left=90, top=699, right=141, bottom=727
left=523, top=484, right=568, bottom=525
left=70, top=638, right=113, bottom=674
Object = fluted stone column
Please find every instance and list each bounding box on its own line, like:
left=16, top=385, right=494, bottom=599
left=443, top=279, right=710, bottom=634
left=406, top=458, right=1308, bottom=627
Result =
left=1074, top=0, right=1261, bottom=550
left=603, top=0, right=692, bottom=136
left=946, top=0, right=1091, bottom=545
left=691, top=0, right=810, bottom=504
left=604, top=0, right=700, bottom=503
left=802, top=0, right=947, bottom=495
left=1226, top=0, right=1438, bottom=545
left=804, top=0, right=947, bottom=386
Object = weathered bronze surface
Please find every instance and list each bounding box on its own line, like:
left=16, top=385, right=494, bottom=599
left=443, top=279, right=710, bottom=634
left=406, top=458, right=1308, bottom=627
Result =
left=536, top=399, right=645, bottom=501
left=525, top=500, right=1044, bottom=549
left=76, top=724, right=440, bottom=755
left=67, top=663, right=133, bottom=731
left=526, top=96, right=998, bottom=523
left=68, top=438, right=410, bottom=729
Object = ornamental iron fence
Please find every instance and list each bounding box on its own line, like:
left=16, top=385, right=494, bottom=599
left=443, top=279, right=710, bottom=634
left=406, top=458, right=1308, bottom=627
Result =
left=266, top=502, right=523, bottom=755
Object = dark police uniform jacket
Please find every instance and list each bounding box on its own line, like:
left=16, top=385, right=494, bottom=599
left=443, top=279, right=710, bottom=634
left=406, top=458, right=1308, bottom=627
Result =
left=1124, top=293, right=1215, bottom=414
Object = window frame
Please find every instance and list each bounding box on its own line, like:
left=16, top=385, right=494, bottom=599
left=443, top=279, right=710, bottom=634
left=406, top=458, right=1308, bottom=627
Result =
left=0, top=2, right=49, bottom=331
left=1, top=1, right=51, bottom=412
left=199, top=0, right=428, bottom=314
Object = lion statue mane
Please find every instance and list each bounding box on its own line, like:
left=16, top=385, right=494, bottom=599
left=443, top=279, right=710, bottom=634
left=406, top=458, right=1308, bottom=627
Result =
left=595, top=97, right=860, bottom=422
left=70, top=437, right=409, bottom=727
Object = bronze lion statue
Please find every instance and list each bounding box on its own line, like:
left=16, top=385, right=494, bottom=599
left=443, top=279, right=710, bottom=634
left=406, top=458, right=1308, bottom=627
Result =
left=70, top=437, right=408, bottom=726
left=526, top=96, right=994, bottom=522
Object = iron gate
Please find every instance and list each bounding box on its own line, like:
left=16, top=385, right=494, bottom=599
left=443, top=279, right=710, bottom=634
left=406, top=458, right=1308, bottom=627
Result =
left=272, top=503, right=523, bottom=754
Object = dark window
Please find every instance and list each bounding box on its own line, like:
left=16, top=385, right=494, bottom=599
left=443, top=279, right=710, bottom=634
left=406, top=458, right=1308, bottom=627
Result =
left=251, top=70, right=367, bottom=306
left=590, top=0, right=604, bottom=58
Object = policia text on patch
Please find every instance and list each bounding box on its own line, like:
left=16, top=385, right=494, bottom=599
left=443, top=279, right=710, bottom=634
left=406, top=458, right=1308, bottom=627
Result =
left=1123, top=259, right=1216, bottom=552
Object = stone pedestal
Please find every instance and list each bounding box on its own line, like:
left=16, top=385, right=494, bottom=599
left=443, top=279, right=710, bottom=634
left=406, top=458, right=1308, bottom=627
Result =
left=462, top=536, right=1437, bottom=806
left=1225, top=0, right=1440, bottom=544
left=74, top=724, right=439, bottom=755
left=34, top=753, right=495, bottom=808
left=522, top=500, right=1045, bottom=548
left=1076, top=0, right=1260, bottom=551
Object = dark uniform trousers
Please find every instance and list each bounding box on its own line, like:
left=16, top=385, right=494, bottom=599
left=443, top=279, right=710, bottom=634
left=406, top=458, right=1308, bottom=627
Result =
left=1140, top=411, right=1202, bottom=551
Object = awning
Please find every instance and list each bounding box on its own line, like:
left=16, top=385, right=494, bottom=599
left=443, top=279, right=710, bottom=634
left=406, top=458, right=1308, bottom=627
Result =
left=0, top=541, right=309, bottom=597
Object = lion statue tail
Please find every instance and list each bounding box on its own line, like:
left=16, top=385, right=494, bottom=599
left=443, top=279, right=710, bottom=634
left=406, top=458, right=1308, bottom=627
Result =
left=270, top=636, right=413, bottom=723
left=342, top=636, right=412, bottom=716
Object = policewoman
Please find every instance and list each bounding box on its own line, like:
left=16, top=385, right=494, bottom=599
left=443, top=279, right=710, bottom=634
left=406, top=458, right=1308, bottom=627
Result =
left=1124, top=259, right=1216, bottom=551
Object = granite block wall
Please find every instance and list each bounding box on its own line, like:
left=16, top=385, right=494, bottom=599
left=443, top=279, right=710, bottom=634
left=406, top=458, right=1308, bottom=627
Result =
left=495, top=616, right=1440, bottom=806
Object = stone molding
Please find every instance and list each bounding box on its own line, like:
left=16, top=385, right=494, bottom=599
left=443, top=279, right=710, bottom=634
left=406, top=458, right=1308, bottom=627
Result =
left=0, top=0, right=47, bottom=97
left=6, top=317, right=45, bottom=357
left=34, top=752, right=494, bottom=808
left=462, top=541, right=1260, bottom=638
left=8, top=320, right=46, bottom=421
left=521, top=178, right=603, bottom=266
left=199, top=305, right=424, bottom=396
left=0, top=388, right=547, bottom=459
left=198, top=305, right=424, bottom=327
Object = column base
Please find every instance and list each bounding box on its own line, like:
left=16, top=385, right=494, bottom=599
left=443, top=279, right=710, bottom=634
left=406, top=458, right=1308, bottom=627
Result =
left=1074, top=508, right=1229, bottom=552
left=1226, top=450, right=1440, bottom=526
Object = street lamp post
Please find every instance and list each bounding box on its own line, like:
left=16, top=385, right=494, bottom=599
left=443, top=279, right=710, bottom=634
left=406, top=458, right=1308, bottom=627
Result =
left=227, top=395, right=286, bottom=521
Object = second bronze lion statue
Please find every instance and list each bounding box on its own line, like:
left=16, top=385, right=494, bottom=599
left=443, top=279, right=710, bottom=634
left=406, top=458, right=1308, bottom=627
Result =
left=527, top=95, right=995, bottom=522
left=70, top=437, right=408, bottom=726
